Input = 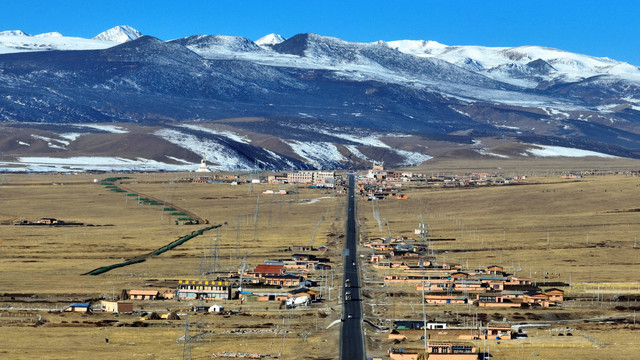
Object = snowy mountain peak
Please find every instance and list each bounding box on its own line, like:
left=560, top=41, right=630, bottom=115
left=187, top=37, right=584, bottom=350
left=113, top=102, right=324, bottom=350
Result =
left=0, top=30, right=30, bottom=37
left=93, top=25, right=142, bottom=43
left=255, top=33, right=285, bottom=46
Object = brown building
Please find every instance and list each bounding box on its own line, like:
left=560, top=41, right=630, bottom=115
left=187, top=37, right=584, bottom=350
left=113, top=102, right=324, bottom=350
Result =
left=263, top=274, right=303, bottom=287
left=250, top=264, right=285, bottom=278
left=129, top=290, right=159, bottom=300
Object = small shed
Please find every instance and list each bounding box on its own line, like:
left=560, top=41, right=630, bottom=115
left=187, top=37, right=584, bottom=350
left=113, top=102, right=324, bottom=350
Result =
left=209, top=304, right=224, bottom=313
left=64, top=304, right=90, bottom=313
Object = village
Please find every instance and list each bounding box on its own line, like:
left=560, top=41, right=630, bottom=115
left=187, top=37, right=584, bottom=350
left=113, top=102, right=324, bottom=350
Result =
left=1, top=165, right=640, bottom=359
left=362, top=231, right=566, bottom=360
left=65, top=243, right=331, bottom=315
left=52, top=167, right=569, bottom=360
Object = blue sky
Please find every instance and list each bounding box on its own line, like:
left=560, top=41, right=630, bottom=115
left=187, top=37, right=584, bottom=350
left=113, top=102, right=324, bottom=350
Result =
left=2, top=0, right=639, bottom=65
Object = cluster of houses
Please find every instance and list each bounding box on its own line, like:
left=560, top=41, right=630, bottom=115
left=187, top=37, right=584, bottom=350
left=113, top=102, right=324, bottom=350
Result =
left=267, top=171, right=338, bottom=188
left=80, top=247, right=333, bottom=314
left=234, top=251, right=332, bottom=306
left=368, top=236, right=565, bottom=308
left=184, top=170, right=341, bottom=188
left=385, top=318, right=520, bottom=359
left=14, top=217, right=84, bottom=226
left=358, top=164, right=528, bottom=201
left=367, top=231, right=567, bottom=359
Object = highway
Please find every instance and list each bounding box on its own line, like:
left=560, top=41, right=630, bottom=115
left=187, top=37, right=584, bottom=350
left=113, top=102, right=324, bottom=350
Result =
left=340, top=174, right=365, bottom=360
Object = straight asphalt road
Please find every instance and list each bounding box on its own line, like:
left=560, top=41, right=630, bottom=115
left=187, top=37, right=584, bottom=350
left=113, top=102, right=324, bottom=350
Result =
left=340, top=174, right=365, bottom=360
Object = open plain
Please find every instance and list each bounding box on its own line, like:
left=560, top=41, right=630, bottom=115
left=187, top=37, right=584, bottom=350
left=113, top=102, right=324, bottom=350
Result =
left=1, top=158, right=640, bottom=359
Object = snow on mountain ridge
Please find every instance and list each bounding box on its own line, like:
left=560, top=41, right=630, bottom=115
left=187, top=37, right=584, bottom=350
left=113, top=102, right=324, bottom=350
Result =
left=169, top=34, right=264, bottom=57
left=93, top=25, right=142, bottom=43
left=384, top=39, right=447, bottom=54
left=255, top=33, right=285, bottom=46
left=1, top=26, right=636, bottom=87
left=0, top=31, right=118, bottom=54
left=388, top=40, right=640, bottom=86
left=0, top=30, right=30, bottom=36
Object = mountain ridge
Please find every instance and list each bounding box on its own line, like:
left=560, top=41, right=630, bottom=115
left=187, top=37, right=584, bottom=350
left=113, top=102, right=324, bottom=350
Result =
left=0, top=26, right=639, bottom=171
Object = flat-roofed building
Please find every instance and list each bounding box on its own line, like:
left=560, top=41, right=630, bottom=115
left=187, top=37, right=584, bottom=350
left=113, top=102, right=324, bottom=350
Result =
left=176, top=280, right=233, bottom=300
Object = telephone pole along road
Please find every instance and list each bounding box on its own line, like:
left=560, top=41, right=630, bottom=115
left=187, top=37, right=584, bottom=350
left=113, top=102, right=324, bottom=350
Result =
left=340, top=174, right=365, bottom=360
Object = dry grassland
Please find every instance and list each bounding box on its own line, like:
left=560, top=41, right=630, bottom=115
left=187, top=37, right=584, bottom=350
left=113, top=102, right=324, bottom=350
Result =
left=359, top=172, right=640, bottom=359
left=0, top=172, right=343, bottom=359
left=3, top=168, right=640, bottom=359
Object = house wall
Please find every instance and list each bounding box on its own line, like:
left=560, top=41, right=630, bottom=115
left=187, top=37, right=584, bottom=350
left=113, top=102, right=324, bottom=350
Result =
left=117, top=302, right=134, bottom=313
left=429, top=355, right=478, bottom=360
left=389, top=352, right=419, bottom=360
left=477, top=302, right=520, bottom=308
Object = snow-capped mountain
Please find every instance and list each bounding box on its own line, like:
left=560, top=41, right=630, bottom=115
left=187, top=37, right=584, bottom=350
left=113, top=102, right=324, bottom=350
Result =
left=1, top=28, right=640, bottom=172
left=92, top=25, right=142, bottom=43
left=255, top=33, right=285, bottom=46
left=0, top=26, right=143, bottom=54
left=0, top=30, right=117, bottom=54
left=386, top=40, right=640, bottom=88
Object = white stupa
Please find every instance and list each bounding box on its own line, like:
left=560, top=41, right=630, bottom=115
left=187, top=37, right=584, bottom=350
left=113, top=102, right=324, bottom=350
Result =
left=195, top=153, right=212, bottom=172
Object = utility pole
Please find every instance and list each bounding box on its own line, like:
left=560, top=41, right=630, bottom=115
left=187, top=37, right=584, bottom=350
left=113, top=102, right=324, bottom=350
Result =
left=310, top=218, right=323, bottom=249
left=182, top=314, right=192, bottom=360
left=253, top=194, right=260, bottom=241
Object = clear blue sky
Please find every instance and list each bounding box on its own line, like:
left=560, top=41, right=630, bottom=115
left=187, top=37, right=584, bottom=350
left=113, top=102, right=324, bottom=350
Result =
left=2, top=0, right=639, bottom=65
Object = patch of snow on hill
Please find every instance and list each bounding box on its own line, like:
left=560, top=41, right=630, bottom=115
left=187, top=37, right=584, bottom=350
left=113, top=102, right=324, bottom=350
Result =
left=393, top=149, right=432, bottom=166
left=475, top=149, right=510, bottom=158
left=180, top=124, right=251, bottom=143
left=30, top=134, right=68, bottom=149
left=344, top=145, right=373, bottom=162
left=154, top=128, right=253, bottom=170
left=58, top=133, right=84, bottom=141
left=263, top=148, right=297, bottom=169
left=525, top=144, right=617, bottom=158
left=74, top=124, right=129, bottom=133
left=0, top=156, right=195, bottom=173
left=319, top=130, right=390, bottom=148
left=286, top=140, right=346, bottom=168
left=165, top=156, right=195, bottom=164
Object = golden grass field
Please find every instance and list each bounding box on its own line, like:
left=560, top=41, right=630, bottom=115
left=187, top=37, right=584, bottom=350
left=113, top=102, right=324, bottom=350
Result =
left=2, top=159, right=640, bottom=359
left=0, top=172, right=343, bottom=359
